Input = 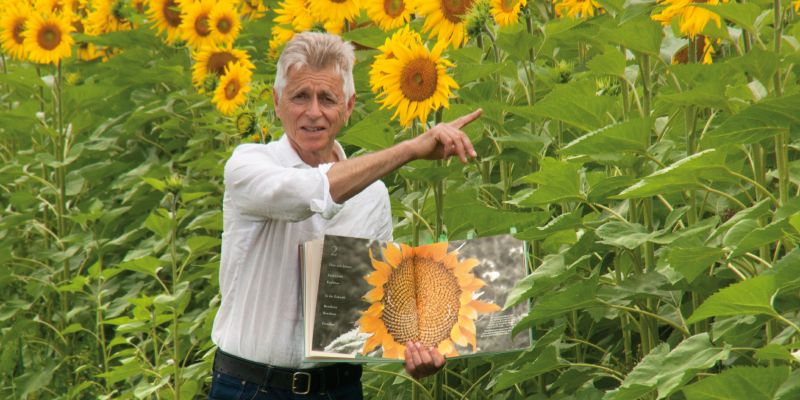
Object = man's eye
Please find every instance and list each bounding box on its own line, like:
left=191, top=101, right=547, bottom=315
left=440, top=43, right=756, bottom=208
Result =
left=292, top=93, right=309, bottom=102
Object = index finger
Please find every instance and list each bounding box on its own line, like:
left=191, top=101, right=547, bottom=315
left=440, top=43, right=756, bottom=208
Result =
left=447, top=108, right=483, bottom=129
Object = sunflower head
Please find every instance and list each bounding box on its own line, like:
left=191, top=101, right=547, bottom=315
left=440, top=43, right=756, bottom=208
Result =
left=147, top=0, right=183, bottom=43
left=191, top=44, right=253, bottom=89
left=23, top=11, right=75, bottom=64
left=209, top=0, right=241, bottom=45
left=364, top=0, right=415, bottom=31
left=359, top=242, right=500, bottom=359
left=179, top=0, right=216, bottom=48
left=417, top=0, right=476, bottom=48
left=236, top=111, right=256, bottom=135
left=212, top=60, right=253, bottom=115
left=370, top=27, right=459, bottom=127
left=0, top=3, right=32, bottom=61
left=490, top=0, right=526, bottom=26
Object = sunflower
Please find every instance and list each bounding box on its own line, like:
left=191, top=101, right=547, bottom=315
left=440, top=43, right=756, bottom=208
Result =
left=0, top=3, right=31, bottom=61
left=553, top=0, right=602, bottom=19
left=490, top=0, right=526, bottom=26
left=795, top=0, right=799, bottom=13
left=307, top=0, right=360, bottom=34
left=651, top=0, right=726, bottom=39
left=268, top=25, right=294, bottom=58
left=191, top=44, right=253, bottom=89
left=77, top=40, right=102, bottom=60
left=364, top=0, right=414, bottom=31
left=212, top=60, right=252, bottom=115
left=85, top=0, right=134, bottom=34
left=209, top=0, right=241, bottom=45
left=371, top=28, right=458, bottom=127
left=23, top=11, right=74, bottom=64
left=368, top=25, right=422, bottom=92
left=239, top=0, right=267, bottom=20
left=179, top=0, right=216, bottom=48
left=359, top=241, right=500, bottom=359
left=273, top=0, right=315, bottom=32
left=416, top=0, right=475, bottom=48
left=147, top=0, right=182, bottom=44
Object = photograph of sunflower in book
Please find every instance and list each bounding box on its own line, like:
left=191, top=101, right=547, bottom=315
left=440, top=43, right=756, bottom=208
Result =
left=301, top=234, right=531, bottom=363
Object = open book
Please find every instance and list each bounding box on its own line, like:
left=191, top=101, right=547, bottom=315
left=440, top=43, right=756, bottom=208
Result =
left=300, top=234, right=531, bottom=362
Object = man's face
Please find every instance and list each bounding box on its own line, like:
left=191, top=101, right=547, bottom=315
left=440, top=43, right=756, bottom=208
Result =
left=273, top=65, right=355, bottom=165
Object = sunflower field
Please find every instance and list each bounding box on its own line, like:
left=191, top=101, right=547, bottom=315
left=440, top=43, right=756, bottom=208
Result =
left=2, top=0, right=800, bottom=398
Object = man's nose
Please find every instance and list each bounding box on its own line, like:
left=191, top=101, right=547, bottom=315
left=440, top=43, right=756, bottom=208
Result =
left=306, top=97, right=323, bottom=117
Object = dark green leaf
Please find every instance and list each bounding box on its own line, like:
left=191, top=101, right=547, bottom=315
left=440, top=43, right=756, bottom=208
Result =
left=340, top=108, right=395, bottom=151
left=667, top=247, right=725, bottom=283
left=686, top=275, right=778, bottom=324
left=682, top=366, right=790, bottom=400
left=700, top=94, right=800, bottom=149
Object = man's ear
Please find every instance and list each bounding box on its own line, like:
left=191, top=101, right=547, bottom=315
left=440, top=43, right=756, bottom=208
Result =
left=272, top=88, right=282, bottom=119
left=345, top=94, right=355, bottom=121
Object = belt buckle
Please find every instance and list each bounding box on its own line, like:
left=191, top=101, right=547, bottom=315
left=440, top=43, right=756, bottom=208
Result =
left=292, top=371, right=312, bottom=395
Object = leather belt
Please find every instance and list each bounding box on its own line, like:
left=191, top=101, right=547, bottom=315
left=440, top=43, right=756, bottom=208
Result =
left=212, top=350, right=361, bottom=395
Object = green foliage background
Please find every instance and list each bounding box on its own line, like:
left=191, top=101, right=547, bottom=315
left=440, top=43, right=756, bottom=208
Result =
left=2, top=0, right=800, bottom=399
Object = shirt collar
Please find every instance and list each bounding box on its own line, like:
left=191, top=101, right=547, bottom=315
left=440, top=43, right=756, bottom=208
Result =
left=275, top=133, right=347, bottom=167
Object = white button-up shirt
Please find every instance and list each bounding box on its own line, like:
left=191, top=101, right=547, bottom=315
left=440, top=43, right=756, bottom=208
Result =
left=211, top=134, right=393, bottom=367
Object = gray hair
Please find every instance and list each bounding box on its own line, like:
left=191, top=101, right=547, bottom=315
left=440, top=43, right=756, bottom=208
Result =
left=273, top=32, right=356, bottom=100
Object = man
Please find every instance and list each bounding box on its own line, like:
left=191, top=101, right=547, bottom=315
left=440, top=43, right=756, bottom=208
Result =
left=209, top=32, right=481, bottom=399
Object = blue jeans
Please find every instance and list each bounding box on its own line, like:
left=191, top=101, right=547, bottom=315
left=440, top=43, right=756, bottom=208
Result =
left=207, top=370, right=364, bottom=400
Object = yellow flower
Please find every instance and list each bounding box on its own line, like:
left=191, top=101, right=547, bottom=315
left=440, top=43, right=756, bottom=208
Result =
left=553, top=0, right=602, bottom=19
left=370, top=27, right=458, bottom=127
left=179, top=0, right=215, bottom=48
left=369, top=24, right=422, bottom=92
left=77, top=40, right=102, bottom=60
left=307, top=0, right=360, bottom=34
left=651, top=0, right=726, bottom=39
left=23, top=11, right=74, bottom=64
left=273, top=0, right=315, bottom=32
left=85, top=0, right=134, bottom=34
left=795, top=0, right=799, bottom=13
left=416, top=0, right=475, bottom=48
left=213, top=60, right=252, bottom=115
left=490, top=0, right=526, bottom=26
left=239, top=0, right=267, bottom=20
left=358, top=242, right=500, bottom=359
left=209, top=0, right=241, bottom=45
left=0, top=2, right=31, bottom=61
left=191, top=44, right=253, bottom=89
left=147, top=0, right=182, bottom=44
left=268, top=25, right=294, bottom=58
left=364, top=0, right=414, bottom=31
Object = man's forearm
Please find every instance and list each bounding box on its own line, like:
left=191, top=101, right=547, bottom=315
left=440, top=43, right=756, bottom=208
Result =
left=326, top=140, right=416, bottom=204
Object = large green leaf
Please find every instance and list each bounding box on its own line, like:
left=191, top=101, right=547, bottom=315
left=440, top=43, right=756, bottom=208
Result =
left=606, top=333, right=730, bottom=400
left=667, top=246, right=725, bottom=283
left=516, top=210, right=584, bottom=241
left=730, top=218, right=796, bottom=257
left=587, top=45, right=626, bottom=77
left=561, top=118, right=651, bottom=162
left=595, top=221, right=658, bottom=250
left=514, top=157, right=585, bottom=206
left=616, top=149, right=732, bottom=198
left=489, top=346, right=564, bottom=392
left=700, top=93, right=800, bottom=149
left=340, top=108, right=395, bottom=151
left=510, top=80, right=616, bottom=131
left=504, top=254, right=589, bottom=310
left=696, top=2, right=762, bottom=33
left=599, top=14, right=663, bottom=55
left=764, top=248, right=800, bottom=292
left=686, top=275, right=778, bottom=324
left=513, top=276, right=599, bottom=335
left=682, top=366, right=790, bottom=400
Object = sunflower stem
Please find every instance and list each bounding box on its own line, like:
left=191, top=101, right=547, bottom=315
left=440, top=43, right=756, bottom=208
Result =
left=54, top=61, right=69, bottom=331
left=170, top=191, right=182, bottom=400
left=434, top=110, right=445, bottom=239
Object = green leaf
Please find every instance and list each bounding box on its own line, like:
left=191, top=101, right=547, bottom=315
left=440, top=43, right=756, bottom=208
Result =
left=729, top=48, right=780, bottom=87
left=513, top=276, right=599, bottom=335
left=514, top=157, right=585, bottom=206
left=658, top=82, right=729, bottom=110
left=616, top=149, right=732, bottom=198
left=141, top=177, right=166, bottom=192
left=504, top=254, right=589, bottom=310
left=730, top=218, right=795, bottom=257
left=667, top=247, right=725, bottom=283
left=587, top=45, right=626, bottom=77
left=764, top=248, right=800, bottom=292
left=489, top=346, right=564, bottom=392
left=700, top=93, right=800, bottom=149
left=686, top=275, right=778, bottom=324
left=696, top=2, right=761, bottom=33
left=340, top=108, right=395, bottom=151
left=754, top=344, right=793, bottom=362
left=596, top=221, right=657, bottom=250
left=15, top=363, right=59, bottom=398
left=342, top=25, right=390, bottom=48
left=607, top=334, right=730, bottom=400
left=144, top=210, right=173, bottom=239
left=516, top=210, right=583, bottom=241
left=118, top=257, right=162, bottom=280
left=561, top=118, right=651, bottom=162
left=510, top=80, right=616, bottom=131
left=599, top=15, right=663, bottom=55
left=682, top=366, right=790, bottom=400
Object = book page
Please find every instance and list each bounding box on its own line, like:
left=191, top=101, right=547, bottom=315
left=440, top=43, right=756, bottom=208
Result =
left=303, top=234, right=531, bottom=362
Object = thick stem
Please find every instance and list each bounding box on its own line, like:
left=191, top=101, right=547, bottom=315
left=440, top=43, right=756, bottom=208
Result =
left=170, top=194, right=181, bottom=400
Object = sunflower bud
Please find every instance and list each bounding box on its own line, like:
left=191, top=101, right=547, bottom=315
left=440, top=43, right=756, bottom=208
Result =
left=555, top=59, right=573, bottom=83
left=65, top=72, right=83, bottom=86
left=236, top=111, right=257, bottom=136
left=465, top=0, right=491, bottom=37
left=165, top=174, right=183, bottom=192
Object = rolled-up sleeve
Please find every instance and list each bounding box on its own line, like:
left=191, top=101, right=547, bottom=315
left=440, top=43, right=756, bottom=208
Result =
left=224, top=145, right=343, bottom=221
